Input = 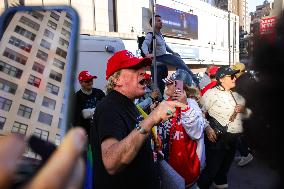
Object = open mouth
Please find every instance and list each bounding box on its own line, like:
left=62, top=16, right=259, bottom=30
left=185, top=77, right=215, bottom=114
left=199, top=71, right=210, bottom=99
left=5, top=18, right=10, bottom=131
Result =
left=139, top=79, right=147, bottom=86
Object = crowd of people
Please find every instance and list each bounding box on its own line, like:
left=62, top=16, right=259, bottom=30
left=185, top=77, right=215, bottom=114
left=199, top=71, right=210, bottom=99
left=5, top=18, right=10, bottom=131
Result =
left=70, top=49, right=255, bottom=189
left=1, top=11, right=283, bottom=189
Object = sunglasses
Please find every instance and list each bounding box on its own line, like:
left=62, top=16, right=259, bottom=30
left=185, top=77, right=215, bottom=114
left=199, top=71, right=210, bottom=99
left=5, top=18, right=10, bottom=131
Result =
left=225, top=75, right=237, bottom=80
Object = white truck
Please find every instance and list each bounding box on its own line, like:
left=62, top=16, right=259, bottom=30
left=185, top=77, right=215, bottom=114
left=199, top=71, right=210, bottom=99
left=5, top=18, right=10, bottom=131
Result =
left=75, top=35, right=125, bottom=92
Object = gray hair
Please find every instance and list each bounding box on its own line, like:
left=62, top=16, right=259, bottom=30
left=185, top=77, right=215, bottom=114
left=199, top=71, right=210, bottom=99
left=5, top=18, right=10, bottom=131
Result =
left=106, top=71, right=121, bottom=94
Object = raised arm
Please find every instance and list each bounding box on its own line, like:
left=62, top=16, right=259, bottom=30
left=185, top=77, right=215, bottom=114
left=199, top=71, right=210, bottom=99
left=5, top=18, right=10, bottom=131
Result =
left=100, top=101, right=186, bottom=175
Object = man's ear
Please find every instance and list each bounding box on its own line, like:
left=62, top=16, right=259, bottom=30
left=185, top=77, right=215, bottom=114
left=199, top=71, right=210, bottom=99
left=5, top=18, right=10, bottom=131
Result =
left=113, top=76, right=121, bottom=87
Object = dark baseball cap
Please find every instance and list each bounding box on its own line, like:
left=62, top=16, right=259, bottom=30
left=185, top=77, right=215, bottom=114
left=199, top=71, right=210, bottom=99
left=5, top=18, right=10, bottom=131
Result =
left=216, top=65, right=240, bottom=81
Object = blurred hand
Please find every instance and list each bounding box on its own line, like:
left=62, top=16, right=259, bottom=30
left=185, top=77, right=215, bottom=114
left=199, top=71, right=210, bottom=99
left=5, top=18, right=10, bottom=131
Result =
left=145, top=54, right=154, bottom=59
left=205, top=126, right=217, bottom=143
left=82, top=108, right=96, bottom=119
left=234, top=104, right=245, bottom=113
left=148, top=100, right=187, bottom=125
left=173, top=52, right=180, bottom=57
left=172, top=89, right=187, bottom=104
left=0, top=128, right=86, bottom=189
left=150, top=101, right=158, bottom=112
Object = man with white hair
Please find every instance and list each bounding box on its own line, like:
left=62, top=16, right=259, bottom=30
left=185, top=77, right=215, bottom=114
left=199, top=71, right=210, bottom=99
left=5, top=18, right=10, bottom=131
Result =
left=92, top=50, right=186, bottom=189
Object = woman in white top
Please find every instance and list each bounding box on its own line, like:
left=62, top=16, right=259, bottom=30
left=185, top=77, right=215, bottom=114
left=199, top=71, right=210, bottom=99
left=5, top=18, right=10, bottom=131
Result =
left=197, top=66, right=251, bottom=189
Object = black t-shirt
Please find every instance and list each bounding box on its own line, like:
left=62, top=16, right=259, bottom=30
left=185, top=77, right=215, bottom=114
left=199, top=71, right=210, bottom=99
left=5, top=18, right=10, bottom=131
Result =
left=93, top=90, right=158, bottom=189
left=73, top=88, right=105, bottom=135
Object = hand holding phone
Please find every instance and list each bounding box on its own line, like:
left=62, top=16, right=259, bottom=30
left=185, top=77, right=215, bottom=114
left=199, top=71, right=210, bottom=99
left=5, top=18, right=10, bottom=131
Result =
left=172, top=80, right=187, bottom=104
left=0, top=6, right=80, bottom=188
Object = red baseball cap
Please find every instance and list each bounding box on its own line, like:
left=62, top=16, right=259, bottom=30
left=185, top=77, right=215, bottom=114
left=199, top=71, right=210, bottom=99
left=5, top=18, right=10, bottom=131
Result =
left=106, top=50, right=152, bottom=80
left=208, top=66, right=219, bottom=77
left=78, top=71, right=97, bottom=81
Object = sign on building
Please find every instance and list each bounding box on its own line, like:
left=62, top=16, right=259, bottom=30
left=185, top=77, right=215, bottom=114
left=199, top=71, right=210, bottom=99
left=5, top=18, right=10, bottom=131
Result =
left=156, top=4, right=198, bottom=39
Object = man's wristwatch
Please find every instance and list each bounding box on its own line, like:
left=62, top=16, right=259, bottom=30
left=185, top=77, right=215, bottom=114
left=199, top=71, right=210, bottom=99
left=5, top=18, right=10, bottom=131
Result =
left=135, top=124, right=148, bottom=135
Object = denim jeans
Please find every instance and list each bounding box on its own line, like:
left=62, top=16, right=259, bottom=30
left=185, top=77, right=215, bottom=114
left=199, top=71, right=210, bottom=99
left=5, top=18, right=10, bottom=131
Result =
left=156, top=54, right=200, bottom=86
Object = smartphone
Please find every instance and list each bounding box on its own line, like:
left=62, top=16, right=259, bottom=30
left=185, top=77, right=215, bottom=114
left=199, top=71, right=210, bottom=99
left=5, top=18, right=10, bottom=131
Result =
left=174, top=80, right=183, bottom=92
left=0, top=6, right=79, bottom=186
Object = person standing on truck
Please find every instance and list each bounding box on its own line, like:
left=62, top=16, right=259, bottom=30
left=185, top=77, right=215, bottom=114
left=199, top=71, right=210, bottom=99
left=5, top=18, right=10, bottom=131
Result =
left=141, top=15, right=200, bottom=95
left=73, top=70, right=105, bottom=140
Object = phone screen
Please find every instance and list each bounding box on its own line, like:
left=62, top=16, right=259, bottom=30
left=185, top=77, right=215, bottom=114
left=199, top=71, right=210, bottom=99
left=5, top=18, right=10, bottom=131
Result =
left=175, top=80, right=183, bottom=92
left=0, top=6, right=79, bottom=155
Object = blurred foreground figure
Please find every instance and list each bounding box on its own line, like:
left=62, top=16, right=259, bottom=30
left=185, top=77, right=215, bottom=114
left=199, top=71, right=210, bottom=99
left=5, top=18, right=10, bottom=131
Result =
left=0, top=128, right=86, bottom=189
left=236, top=11, right=284, bottom=188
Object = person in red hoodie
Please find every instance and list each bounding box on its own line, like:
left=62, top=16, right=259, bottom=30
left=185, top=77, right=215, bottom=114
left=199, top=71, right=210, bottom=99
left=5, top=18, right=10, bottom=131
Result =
left=201, top=66, right=219, bottom=96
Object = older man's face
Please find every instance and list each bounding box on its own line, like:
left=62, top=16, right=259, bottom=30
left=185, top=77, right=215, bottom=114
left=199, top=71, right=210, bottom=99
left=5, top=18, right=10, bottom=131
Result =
left=80, top=79, right=93, bottom=91
left=118, top=67, right=147, bottom=99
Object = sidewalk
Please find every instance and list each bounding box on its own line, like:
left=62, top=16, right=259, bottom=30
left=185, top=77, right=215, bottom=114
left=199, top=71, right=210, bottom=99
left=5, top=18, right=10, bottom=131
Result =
left=227, top=153, right=280, bottom=189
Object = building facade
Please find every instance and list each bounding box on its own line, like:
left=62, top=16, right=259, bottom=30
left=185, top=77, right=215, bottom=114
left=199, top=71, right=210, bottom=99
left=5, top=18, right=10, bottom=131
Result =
left=1, top=0, right=240, bottom=67
left=213, top=0, right=250, bottom=32
left=0, top=10, right=71, bottom=157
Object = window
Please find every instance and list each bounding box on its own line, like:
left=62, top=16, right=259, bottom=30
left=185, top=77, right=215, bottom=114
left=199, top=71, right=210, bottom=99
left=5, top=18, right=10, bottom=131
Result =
left=58, top=37, right=69, bottom=48
left=55, top=134, right=61, bottom=146
left=61, top=28, right=70, bottom=39
left=34, top=128, right=49, bottom=141
left=19, top=16, right=40, bottom=31
left=38, top=111, right=53, bottom=126
left=28, top=75, right=41, bottom=88
left=8, top=36, right=32, bottom=53
left=44, top=29, right=54, bottom=39
left=14, top=25, right=36, bottom=41
left=53, top=58, right=65, bottom=70
left=17, top=104, right=32, bottom=119
left=0, top=60, right=23, bottom=78
left=49, top=70, right=62, bottom=82
left=47, top=20, right=57, bottom=30
left=32, top=62, right=45, bottom=74
left=66, top=13, right=72, bottom=20
left=40, top=39, right=51, bottom=50
left=36, top=50, right=48, bottom=61
left=22, top=89, right=37, bottom=102
left=0, top=116, right=6, bottom=130
left=46, top=82, right=59, bottom=95
left=28, top=11, right=44, bottom=21
left=0, top=97, right=12, bottom=111
left=58, top=118, right=62, bottom=128
left=3, top=47, right=28, bottom=65
left=11, top=121, right=28, bottom=135
left=50, top=12, right=60, bottom=21
left=0, top=78, right=17, bottom=94
left=56, top=48, right=67, bottom=59
left=42, top=96, right=56, bottom=110
left=63, top=20, right=71, bottom=28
